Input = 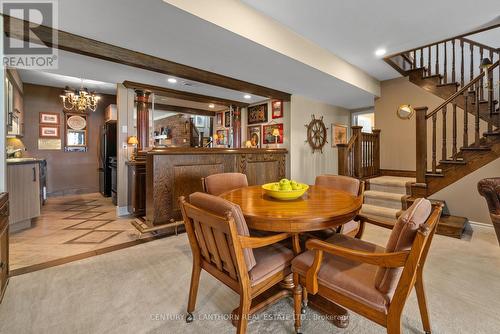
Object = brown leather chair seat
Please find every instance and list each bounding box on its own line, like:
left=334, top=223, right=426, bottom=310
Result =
left=250, top=243, right=294, bottom=286
left=292, top=234, right=388, bottom=313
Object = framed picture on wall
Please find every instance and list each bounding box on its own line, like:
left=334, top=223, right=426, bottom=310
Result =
left=332, top=123, right=348, bottom=147
left=39, top=112, right=60, bottom=124
left=215, top=129, right=228, bottom=146
left=216, top=112, right=223, bottom=126
left=224, top=111, right=231, bottom=128
left=247, top=125, right=261, bottom=148
left=263, top=123, right=283, bottom=144
left=39, top=125, right=60, bottom=138
left=271, top=100, right=283, bottom=119
left=247, top=103, right=268, bottom=124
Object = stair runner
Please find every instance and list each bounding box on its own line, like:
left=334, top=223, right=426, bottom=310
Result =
left=360, top=176, right=468, bottom=238
left=360, top=176, right=412, bottom=223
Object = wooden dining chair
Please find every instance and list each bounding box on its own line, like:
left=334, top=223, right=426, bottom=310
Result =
left=292, top=198, right=442, bottom=334
left=180, top=192, right=294, bottom=334
left=201, top=172, right=248, bottom=196
left=310, top=175, right=365, bottom=239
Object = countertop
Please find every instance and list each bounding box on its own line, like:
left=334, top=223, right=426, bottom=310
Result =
left=146, top=147, right=288, bottom=155
left=6, top=158, right=46, bottom=165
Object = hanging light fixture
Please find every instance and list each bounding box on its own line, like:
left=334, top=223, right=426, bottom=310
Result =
left=60, top=79, right=100, bottom=112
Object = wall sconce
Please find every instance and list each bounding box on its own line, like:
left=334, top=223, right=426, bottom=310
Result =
left=127, top=135, right=139, bottom=160
left=480, top=57, right=492, bottom=71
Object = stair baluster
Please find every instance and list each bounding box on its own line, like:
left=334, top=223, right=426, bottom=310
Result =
left=475, top=82, right=481, bottom=146
left=413, top=50, right=417, bottom=69
left=442, top=106, right=447, bottom=161
left=460, top=39, right=465, bottom=87
left=420, top=47, right=424, bottom=69
left=428, top=46, right=432, bottom=75
left=470, top=43, right=474, bottom=85
left=435, top=44, right=440, bottom=76
left=488, top=66, right=494, bottom=133
left=480, top=47, right=484, bottom=100
left=452, top=39, right=456, bottom=84
left=444, top=42, right=448, bottom=84
left=432, top=113, right=437, bottom=172
left=463, top=93, right=469, bottom=147
left=452, top=103, right=457, bottom=158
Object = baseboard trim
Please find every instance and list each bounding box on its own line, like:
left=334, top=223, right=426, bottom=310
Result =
left=379, top=169, right=416, bottom=178
left=469, top=221, right=494, bottom=228
left=117, top=206, right=129, bottom=216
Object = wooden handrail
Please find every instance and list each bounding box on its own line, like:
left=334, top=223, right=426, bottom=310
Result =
left=385, top=24, right=500, bottom=58
left=425, top=60, right=499, bottom=119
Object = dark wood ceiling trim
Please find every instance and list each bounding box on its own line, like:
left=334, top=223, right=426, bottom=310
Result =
left=3, top=15, right=291, bottom=101
left=124, top=80, right=248, bottom=107
left=147, top=103, right=216, bottom=117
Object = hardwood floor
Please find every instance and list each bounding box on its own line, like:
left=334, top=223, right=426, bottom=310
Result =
left=9, top=193, right=158, bottom=275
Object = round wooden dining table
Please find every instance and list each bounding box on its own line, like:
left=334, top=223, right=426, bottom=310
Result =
left=220, top=184, right=363, bottom=328
left=220, top=184, right=363, bottom=234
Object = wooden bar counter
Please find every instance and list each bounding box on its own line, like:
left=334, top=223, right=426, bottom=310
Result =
left=145, top=147, right=287, bottom=226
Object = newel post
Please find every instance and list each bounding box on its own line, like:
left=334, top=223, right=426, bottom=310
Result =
left=372, top=129, right=381, bottom=175
left=415, top=107, right=428, bottom=184
left=351, top=126, right=363, bottom=178
left=337, top=143, right=347, bottom=176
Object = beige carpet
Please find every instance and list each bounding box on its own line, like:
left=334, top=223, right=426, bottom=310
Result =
left=1, top=224, right=500, bottom=333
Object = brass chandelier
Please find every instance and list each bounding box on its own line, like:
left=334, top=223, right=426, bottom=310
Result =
left=60, top=83, right=100, bottom=112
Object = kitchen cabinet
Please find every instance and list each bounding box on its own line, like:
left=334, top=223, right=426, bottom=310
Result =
left=7, top=162, right=41, bottom=232
left=0, top=193, right=9, bottom=303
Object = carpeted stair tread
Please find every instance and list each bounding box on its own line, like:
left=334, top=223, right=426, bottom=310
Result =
left=368, top=176, right=416, bottom=188
left=360, top=204, right=402, bottom=220
left=364, top=190, right=404, bottom=201
left=367, top=176, right=415, bottom=195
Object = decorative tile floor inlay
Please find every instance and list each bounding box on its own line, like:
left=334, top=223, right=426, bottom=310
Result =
left=65, top=230, right=123, bottom=244
left=9, top=193, right=151, bottom=272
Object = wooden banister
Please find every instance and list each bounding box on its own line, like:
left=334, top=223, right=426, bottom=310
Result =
left=338, top=127, right=381, bottom=179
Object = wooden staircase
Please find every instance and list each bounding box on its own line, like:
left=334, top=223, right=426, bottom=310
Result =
left=384, top=31, right=500, bottom=198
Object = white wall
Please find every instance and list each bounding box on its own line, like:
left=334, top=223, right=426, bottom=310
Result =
left=290, top=95, right=351, bottom=184
left=116, top=84, right=135, bottom=215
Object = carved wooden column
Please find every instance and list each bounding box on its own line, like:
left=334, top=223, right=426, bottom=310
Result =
left=135, top=90, right=151, bottom=151
left=232, top=106, right=241, bottom=148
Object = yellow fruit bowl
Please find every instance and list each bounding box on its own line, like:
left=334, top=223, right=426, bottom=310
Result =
left=262, top=182, right=309, bottom=200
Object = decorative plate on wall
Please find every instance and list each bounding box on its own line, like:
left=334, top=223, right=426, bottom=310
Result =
left=305, top=114, right=328, bottom=153
left=67, top=115, right=87, bottom=130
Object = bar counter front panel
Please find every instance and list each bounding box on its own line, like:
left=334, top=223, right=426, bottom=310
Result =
left=145, top=148, right=287, bottom=225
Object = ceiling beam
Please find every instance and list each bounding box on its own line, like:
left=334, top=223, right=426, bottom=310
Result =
left=149, top=103, right=216, bottom=117
left=3, top=15, right=291, bottom=101
left=124, top=80, right=248, bottom=107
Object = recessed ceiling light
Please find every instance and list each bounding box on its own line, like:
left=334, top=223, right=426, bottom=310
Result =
left=375, top=48, right=387, bottom=57
left=244, top=94, right=252, bottom=99
left=208, top=103, right=215, bottom=109
left=167, top=78, right=177, bottom=83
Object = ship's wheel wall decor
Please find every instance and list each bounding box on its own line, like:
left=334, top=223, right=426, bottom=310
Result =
left=305, top=114, right=328, bottom=153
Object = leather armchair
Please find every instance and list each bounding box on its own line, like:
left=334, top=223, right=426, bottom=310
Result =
left=477, top=178, right=500, bottom=245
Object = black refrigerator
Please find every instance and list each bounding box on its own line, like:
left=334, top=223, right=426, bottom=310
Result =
left=99, top=121, right=117, bottom=197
